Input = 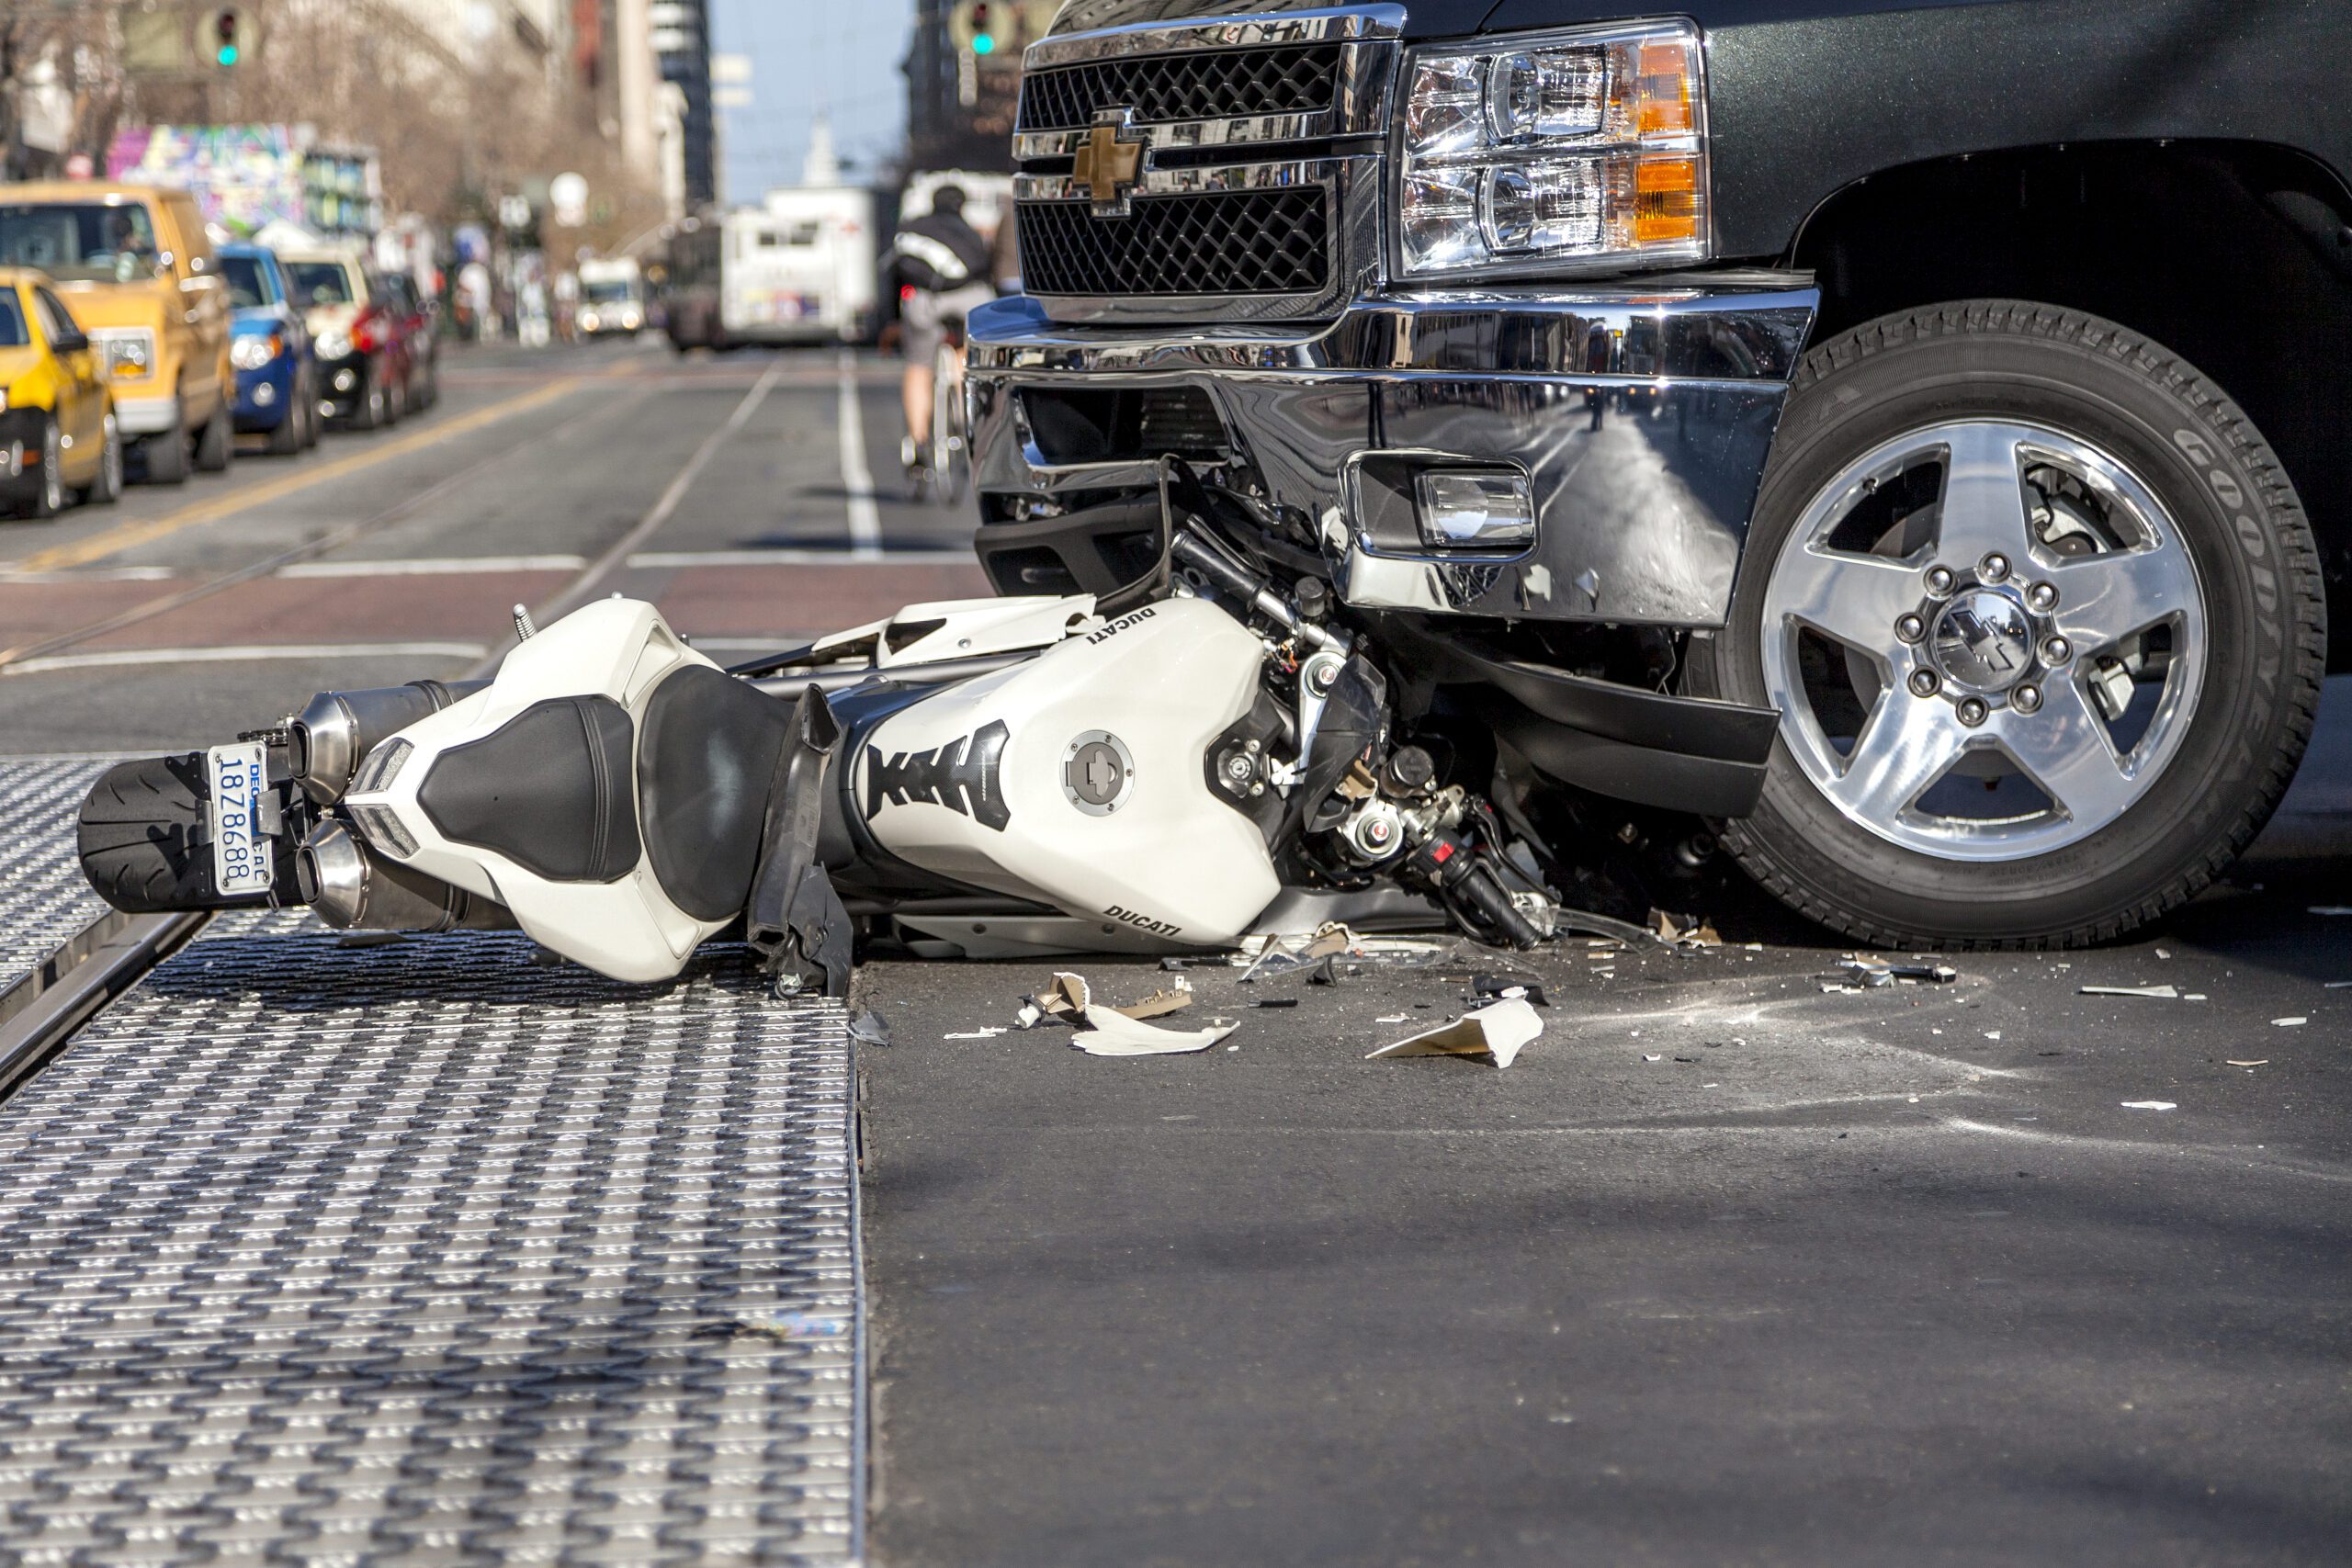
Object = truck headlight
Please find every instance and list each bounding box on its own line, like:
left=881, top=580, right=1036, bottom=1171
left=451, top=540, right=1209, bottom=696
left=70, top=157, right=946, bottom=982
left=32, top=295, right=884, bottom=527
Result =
left=316, top=330, right=352, bottom=361
left=101, top=332, right=154, bottom=378
left=1397, top=20, right=1708, bottom=279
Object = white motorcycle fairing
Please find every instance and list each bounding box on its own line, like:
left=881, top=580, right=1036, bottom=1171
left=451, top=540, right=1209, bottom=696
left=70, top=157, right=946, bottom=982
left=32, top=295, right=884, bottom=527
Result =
left=334, top=592, right=1282, bottom=984
left=341, top=599, right=732, bottom=984
left=854, top=595, right=1282, bottom=952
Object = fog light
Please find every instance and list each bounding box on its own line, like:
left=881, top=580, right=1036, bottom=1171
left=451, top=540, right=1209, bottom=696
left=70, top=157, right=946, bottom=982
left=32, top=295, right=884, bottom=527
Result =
left=4, top=441, right=18, bottom=479
left=1415, top=470, right=1536, bottom=549
left=253, top=381, right=277, bottom=407
left=334, top=369, right=356, bottom=393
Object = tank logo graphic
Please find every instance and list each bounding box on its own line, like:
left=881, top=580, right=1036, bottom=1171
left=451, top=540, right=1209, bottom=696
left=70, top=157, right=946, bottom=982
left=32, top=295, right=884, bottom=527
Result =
left=1106, top=905, right=1180, bottom=938
left=865, top=720, right=1012, bottom=831
left=1085, top=605, right=1156, bottom=645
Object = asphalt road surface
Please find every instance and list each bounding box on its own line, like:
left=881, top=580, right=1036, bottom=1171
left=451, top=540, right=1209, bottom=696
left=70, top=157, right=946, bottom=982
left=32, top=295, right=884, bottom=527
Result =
left=5, top=336, right=2348, bottom=1564
left=0, top=335, right=989, bottom=750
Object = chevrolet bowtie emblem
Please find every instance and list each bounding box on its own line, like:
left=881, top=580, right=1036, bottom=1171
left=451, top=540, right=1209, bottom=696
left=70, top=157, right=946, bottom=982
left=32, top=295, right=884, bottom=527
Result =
left=1070, top=115, right=1148, bottom=217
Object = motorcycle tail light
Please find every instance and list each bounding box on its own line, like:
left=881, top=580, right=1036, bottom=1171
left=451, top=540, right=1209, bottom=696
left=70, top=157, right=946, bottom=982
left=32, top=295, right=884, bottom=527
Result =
left=347, top=802, right=419, bottom=860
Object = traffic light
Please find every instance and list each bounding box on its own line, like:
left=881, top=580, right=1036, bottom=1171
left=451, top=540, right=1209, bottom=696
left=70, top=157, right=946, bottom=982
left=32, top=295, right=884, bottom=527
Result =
left=213, top=8, right=241, bottom=67
left=969, top=3, right=996, bottom=55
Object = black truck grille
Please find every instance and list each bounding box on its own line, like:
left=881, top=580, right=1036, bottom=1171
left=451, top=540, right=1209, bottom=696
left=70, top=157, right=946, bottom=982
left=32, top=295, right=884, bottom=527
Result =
left=1017, top=44, right=1342, bottom=131
left=1018, top=188, right=1329, bottom=298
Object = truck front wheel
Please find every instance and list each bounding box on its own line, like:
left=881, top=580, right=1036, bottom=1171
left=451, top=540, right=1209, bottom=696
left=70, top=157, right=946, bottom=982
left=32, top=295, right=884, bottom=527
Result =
left=1690, top=300, right=2324, bottom=947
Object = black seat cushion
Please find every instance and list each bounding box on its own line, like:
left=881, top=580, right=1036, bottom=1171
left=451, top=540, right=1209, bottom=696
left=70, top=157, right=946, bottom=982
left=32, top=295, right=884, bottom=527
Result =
left=637, top=664, right=797, bottom=921
left=418, top=695, right=640, bottom=883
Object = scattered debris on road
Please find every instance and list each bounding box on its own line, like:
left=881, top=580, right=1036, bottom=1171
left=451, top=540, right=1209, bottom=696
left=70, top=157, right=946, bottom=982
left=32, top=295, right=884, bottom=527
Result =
left=1023, top=972, right=1238, bottom=1056
left=1367, top=998, right=1543, bottom=1069
left=2226, top=1059, right=2269, bottom=1069
left=1473, top=975, right=1551, bottom=1007
left=848, top=1011, right=892, bottom=1048
left=1237, top=923, right=1450, bottom=984
left=1650, top=909, right=1722, bottom=948
left=2081, top=984, right=2180, bottom=999
left=1822, top=956, right=1959, bottom=990
left=2273, top=1016, right=2309, bottom=1028
left=2120, top=1100, right=2178, bottom=1111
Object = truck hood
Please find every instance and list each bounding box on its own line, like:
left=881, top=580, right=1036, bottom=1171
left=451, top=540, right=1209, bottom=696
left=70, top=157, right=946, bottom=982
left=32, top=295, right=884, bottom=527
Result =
left=47, top=278, right=171, bottom=333
left=1042, top=0, right=1498, bottom=41
left=0, top=345, right=44, bottom=387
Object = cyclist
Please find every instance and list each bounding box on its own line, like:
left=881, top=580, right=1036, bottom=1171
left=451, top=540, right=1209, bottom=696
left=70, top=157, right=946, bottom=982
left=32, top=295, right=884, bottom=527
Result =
left=885, top=185, right=996, bottom=476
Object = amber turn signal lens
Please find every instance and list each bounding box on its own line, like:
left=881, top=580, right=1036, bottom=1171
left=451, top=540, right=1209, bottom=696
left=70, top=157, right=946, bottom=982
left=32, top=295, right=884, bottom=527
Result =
left=1635, top=40, right=1695, bottom=137
left=1634, top=157, right=1701, bottom=243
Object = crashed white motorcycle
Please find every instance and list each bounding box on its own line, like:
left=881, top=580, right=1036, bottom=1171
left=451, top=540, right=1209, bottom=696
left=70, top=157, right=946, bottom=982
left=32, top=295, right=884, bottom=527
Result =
left=79, top=514, right=1555, bottom=995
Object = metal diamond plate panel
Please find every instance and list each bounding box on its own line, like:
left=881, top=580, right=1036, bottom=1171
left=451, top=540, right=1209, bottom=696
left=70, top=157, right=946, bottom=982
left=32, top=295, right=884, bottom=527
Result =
left=0, top=755, right=119, bottom=992
left=0, top=919, right=863, bottom=1564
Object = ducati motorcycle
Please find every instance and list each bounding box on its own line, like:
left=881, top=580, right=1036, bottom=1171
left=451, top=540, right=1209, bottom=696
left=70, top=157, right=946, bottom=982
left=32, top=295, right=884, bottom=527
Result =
left=78, top=491, right=1558, bottom=995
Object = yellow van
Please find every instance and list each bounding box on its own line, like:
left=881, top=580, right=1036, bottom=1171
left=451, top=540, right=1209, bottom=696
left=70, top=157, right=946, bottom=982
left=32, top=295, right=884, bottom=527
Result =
left=0, top=183, right=232, bottom=484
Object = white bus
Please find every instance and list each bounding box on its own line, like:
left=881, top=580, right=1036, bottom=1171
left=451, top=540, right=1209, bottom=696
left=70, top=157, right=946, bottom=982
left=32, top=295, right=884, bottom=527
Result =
left=667, top=186, right=878, bottom=350
left=575, top=256, right=645, bottom=336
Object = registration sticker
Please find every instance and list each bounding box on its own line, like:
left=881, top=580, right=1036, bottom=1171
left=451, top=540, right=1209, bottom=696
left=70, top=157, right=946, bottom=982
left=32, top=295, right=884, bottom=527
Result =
left=206, top=741, right=274, bottom=897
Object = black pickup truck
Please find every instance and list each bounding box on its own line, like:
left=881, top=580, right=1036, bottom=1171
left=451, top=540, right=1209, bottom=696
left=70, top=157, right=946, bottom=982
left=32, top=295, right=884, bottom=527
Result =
left=965, top=0, right=2349, bottom=947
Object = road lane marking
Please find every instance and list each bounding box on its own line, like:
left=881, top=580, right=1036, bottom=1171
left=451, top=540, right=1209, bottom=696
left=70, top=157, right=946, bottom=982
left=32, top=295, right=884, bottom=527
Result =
left=0, top=388, right=645, bottom=672
left=276, top=555, right=588, bottom=578
left=7, top=642, right=487, bottom=674
left=8, top=377, right=588, bottom=574
left=521, top=355, right=787, bottom=633
left=626, top=548, right=971, bottom=568
left=0, top=566, right=178, bottom=583
left=838, top=350, right=884, bottom=561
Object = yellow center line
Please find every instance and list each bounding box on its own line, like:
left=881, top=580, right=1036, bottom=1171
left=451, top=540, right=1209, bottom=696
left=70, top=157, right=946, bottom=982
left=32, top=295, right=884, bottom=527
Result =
left=10, top=377, right=590, bottom=575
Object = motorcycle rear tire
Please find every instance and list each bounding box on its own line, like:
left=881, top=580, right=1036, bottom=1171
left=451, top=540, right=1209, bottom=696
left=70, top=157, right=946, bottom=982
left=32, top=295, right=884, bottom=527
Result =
left=78, top=753, right=253, bottom=913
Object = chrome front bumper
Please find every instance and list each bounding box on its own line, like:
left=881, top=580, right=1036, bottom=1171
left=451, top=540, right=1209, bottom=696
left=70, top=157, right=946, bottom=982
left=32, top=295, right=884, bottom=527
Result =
left=966, top=282, right=1820, bottom=626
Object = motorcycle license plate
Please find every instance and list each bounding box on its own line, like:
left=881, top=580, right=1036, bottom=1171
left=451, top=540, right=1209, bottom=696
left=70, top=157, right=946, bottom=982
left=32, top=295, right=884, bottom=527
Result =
left=206, top=741, right=274, bottom=897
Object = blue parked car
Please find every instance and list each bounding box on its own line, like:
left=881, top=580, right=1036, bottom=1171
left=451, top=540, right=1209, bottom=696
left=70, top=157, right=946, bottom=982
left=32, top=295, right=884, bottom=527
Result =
left=218, top=243, right=318, bottom=456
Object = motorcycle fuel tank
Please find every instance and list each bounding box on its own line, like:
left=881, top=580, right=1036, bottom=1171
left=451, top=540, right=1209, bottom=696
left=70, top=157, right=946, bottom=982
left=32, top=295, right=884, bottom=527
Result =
left=855, top=594, right=1281, bottom=948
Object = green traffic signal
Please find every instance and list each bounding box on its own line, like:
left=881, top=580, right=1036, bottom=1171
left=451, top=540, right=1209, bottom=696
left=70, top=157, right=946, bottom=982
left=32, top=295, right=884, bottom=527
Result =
left=972, top=32, right=994, bottom=54
left=217, top=44, right=238, bottom=65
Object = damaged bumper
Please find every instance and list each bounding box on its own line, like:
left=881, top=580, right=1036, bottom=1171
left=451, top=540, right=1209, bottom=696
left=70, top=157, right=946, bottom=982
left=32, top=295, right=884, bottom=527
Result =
left=965, top=281, right=1819, bottom=628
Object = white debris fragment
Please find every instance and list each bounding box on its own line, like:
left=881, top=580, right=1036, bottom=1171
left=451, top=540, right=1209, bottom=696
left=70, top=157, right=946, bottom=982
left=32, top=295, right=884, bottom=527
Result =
left=1984, top=1031, right=2003, bottom=1041
left=1643, top=1054, right=1663, bottom=1063
left=2309, top=906, right=2352, bottom=917
left=2226, top=1059, right=2268, bottom=1068
left=2120, top=1100, right=2177, bottom=1111
left=944, top=1029, right=1009, bottom=1040
left=2080, top=984, right=2179, bottom=999
left=1367, top=998, right=1544, bottom=1070
left=1374, top=1014, right=1409, bottom=1024
left=1035, top=972, right=1239, bottom=1056
left=2272, top=1017, right=2309, bottom=1028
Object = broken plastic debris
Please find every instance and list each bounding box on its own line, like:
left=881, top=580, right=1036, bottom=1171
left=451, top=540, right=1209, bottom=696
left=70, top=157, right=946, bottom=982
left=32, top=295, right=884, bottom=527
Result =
left=1650, top=909, right=1723, bottom=948
left=2272, top=1016, right=2309, bottom=1028
left=2226, top=1059, right=2268, bottom=1068
left=1238, top=922, right=1447, bottom=984
left=1374, top=1014, right=1409, bottom=1024
left=1036, top=972, right=1238, bottom=1056
left=1643, top=1054, right=1663, bottom=1063
left=1366, top=997, right=1543, bottom=1070
left=1824, top=957, right=1958, bottom=990
left=944, top=1029, right=1009, bottom=1040
left=1109, top=979, right=1195, bottom=1021
left=847, top=1011, right=892, bottom=1048
left=2120, top=1100, right=2177, bottom=1111
left=2308, top=906, right=2352, bottom=916
left=2080, top=984, right=2179, bottom=999
left=1474, top=975, right=1551, bottom=1008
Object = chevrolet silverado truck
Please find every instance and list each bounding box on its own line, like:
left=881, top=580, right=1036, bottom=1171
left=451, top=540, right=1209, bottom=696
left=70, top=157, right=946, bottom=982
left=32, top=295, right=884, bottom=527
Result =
left=965, top=0, right=2349, bottom=947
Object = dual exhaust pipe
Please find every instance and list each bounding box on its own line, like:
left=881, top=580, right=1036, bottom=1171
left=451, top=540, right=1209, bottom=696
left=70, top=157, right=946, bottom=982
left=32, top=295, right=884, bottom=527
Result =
left=287, top=681, right=506, bottom=934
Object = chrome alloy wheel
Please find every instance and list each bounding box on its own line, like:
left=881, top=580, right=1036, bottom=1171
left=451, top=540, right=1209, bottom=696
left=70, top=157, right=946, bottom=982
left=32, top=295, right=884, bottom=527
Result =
left=1759, top=421, right=2206, bottom=863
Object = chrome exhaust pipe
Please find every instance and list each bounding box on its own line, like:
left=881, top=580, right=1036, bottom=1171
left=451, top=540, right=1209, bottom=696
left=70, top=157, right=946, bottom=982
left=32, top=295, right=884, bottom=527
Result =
left=289, top=681, right=487, bottom=803
left=295, top=820, right=513, bottom=933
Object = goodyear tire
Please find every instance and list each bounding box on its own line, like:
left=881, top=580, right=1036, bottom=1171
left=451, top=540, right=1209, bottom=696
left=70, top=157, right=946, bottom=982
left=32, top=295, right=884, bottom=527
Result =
left=1690, top=301, right=2325, bottom=948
